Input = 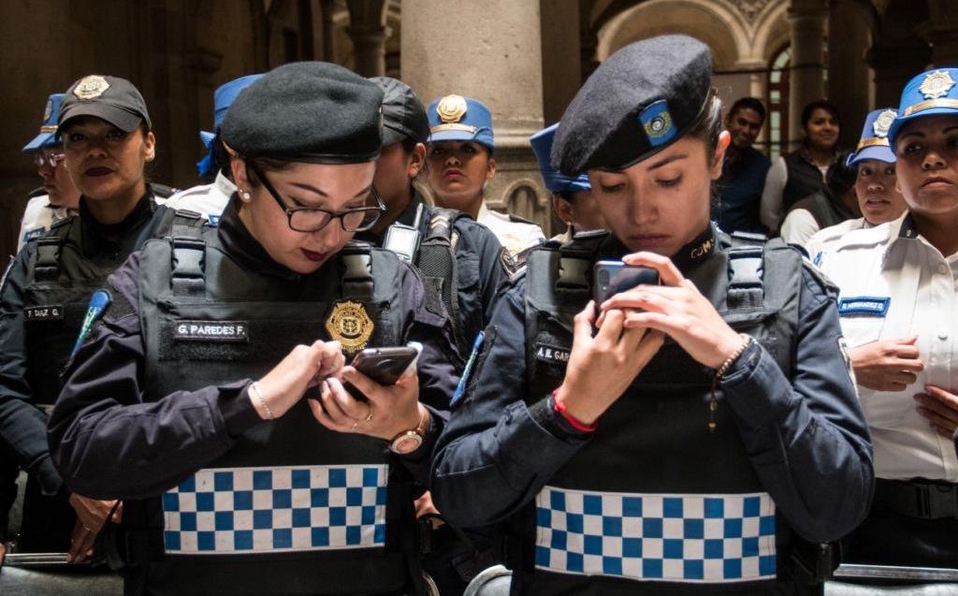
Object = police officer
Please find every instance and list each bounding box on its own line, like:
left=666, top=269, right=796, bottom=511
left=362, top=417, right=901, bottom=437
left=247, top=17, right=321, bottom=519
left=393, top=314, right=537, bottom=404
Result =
left=163, top=74, right=263, bottom=222
left=424, top=95, right=545, bottom=261
left=805, top=109, right=907, bottom=261
left=0, top=74, right=189, bottom=562
left=17, top=93, right=80, bottom=251
left=430, top=35, right=874, bottom=595
left=361, top=76, right=511, bottom=359
left=530, top=123, right=605, bottom=244
left=49, top=62, right=460, bottom=596
left=818, top=68, right=958, bottom=568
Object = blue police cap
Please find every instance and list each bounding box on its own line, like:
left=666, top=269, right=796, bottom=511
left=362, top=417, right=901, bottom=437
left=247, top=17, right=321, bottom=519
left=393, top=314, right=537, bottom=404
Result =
left=552, top=35, right=711, bottom=175
left=23, top=93, right=65, bottom=152
left=197, top=74, right=263, bottom=175
left=888, top=68, right=958, bottom=148
left=530, top=124, right=591, bottom=194
left=221, top=62, right=383, bottom=164
left=847, top=108, right=897, bottom=167
left=427, top=95, right=494, bottom=151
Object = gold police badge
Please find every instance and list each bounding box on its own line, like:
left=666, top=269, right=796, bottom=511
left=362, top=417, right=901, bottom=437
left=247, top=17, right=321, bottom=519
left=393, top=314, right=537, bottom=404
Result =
left=918, top=70, right=955, bottom=100
left=73, top=75, right=110, bottom=100
left=437, top=94, right=468, bottom=123
left=325, top=300, right=374, bottom=355
left=872, top=109, right=897, bottom=138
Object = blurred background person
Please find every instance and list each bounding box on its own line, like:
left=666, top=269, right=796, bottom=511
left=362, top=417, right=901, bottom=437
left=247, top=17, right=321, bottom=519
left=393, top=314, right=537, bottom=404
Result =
left=713, top=97, right=770, bottom=234
left=779, top=151, right=859, bottom=247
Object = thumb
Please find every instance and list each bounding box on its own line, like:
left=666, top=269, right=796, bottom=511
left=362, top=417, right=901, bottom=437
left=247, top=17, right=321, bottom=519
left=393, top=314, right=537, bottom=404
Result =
left=901, top=335, right=919, bottom=345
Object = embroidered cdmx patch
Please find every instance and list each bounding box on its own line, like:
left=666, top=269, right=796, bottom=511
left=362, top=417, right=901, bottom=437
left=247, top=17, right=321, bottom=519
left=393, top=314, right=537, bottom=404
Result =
left=24, top=305, right=63, bottom=321
left=174, top=321, right=249, bottom=342
left=536, top=343, right=571, bottom=365
left=838, top=296, right=890, bottom=317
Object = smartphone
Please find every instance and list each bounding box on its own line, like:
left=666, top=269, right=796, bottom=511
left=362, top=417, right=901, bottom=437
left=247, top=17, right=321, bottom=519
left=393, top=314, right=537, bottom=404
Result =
left=350, top=345, right=421, bottom=386
left=593, top=260, right=660, bottom=306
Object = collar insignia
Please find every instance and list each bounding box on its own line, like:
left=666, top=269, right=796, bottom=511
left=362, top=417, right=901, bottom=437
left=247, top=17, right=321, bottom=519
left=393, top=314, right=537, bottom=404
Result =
left=918, top=70, right=955, bottom=100
left=325, top=300, right=374, bottom=355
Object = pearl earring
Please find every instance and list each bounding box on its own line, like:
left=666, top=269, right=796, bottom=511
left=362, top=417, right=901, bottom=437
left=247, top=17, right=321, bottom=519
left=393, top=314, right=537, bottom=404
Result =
left=240, top=190, right=252, bottom=201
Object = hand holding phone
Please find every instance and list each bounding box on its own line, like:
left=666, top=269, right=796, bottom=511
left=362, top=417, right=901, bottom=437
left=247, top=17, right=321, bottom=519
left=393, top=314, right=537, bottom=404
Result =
left=344, top=343, right=421, bottom=399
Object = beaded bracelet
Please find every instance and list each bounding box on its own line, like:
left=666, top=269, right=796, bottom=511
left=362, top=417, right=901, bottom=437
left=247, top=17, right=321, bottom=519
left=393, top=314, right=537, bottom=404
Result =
left=708, top=334, right=752, bottom=432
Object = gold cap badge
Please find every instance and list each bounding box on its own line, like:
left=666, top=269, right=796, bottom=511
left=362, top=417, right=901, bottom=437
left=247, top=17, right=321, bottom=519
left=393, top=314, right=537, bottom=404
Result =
left=872, top=109, right=896, bottom=138
left=73, top=75, right=110, bottom=100
left=43, top=98, right=53, bottom=123
left=918, top=70, right=955, bottom=100
left=325, top=300, right=374, bottom=355
left=437, top=95, right=468, bottom=124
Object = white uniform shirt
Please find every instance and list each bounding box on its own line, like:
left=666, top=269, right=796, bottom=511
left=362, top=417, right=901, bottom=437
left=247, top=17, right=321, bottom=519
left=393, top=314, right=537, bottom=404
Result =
left=805, top=217, right=871, bottom=264
left=17, top=195, right=75, bottom=252
left=818, top=213, right=958, bottom=481
left=477, top=203, right=545, bottom=258
left=162, top=171, right=235, bottom=223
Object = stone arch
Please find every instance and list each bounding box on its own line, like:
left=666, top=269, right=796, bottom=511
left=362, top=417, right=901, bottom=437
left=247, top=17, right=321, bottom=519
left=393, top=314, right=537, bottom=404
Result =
left=751, top=1, right=790, bottom=64
left=500, top=179, right=552, bottom=234
left=595, top=0, right=748, bottom=71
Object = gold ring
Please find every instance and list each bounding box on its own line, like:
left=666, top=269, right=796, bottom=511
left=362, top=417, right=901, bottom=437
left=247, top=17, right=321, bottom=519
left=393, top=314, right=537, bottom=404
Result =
left=364, top=406, right=374, bottom=423
left=351, top=421, right=358, bottom=431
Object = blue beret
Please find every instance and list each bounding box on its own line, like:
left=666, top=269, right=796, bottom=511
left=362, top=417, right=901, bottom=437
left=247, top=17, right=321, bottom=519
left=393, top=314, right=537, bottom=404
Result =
left=888, top=68, right=958, bottom=148
left=530, top=124, right=590, bottom=193
left=23, top=94, right=64, bottom=153
left=847, top=108, right=897, bottom=167
left=427, top=95, right=494, bottom=151
left=552, top=35, right=712, bottom=175
left=221, top=62, right=384, bottom=164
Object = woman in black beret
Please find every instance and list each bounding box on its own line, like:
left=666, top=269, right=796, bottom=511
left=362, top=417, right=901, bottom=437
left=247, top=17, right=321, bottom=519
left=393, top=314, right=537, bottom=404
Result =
left=0, top=74, right=179, bottom=564
left=49, top=62, right=460, bottom=596
left=431, top=35, right=873, bottom=595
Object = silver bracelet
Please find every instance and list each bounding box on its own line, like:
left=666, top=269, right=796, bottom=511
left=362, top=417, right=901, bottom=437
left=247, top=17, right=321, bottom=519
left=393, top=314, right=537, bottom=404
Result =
left=250, top=381, right=275, bottom=421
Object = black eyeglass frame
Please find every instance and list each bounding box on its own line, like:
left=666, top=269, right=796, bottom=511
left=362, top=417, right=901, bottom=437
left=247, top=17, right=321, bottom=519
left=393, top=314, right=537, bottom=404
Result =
left=245, top=161, right=385, bottom=233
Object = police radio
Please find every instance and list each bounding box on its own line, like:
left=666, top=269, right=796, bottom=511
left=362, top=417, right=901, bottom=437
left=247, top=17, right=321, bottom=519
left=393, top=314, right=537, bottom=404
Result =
left=383, top=203, right=423, bottom=263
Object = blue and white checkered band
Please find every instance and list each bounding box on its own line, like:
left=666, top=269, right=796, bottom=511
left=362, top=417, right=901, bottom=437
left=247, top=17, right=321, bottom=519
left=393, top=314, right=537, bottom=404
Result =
left=535, top=486, right=777, bottom=584
left=162, top=464, right=388, bottom=555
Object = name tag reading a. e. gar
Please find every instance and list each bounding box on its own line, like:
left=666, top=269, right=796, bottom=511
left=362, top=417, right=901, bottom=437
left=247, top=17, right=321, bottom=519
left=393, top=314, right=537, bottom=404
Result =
left=535, top=343, right=570, bottom=365
left=174, top=321, right=249, bottom=343
left=24, top=305, right=63, bottom=321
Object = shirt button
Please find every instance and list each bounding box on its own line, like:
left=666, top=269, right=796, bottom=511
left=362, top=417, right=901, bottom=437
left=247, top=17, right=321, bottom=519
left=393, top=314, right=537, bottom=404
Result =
left=939, top=331, right=949, bottom=341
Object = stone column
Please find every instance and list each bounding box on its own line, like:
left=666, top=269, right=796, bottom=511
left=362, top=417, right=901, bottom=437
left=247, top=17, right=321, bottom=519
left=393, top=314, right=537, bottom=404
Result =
left=402, top=0, right=553, bottom=235
left=346, top=0, right=389, bottom=77
left=787, top=0, right=827, bottom=149
left=827, top=0, right=871, bottom=149
left=320, top=0, right=338, bottom=62
left=540, top=0, right=582, bottom=126
left=918, top=1, right=958, bottom=66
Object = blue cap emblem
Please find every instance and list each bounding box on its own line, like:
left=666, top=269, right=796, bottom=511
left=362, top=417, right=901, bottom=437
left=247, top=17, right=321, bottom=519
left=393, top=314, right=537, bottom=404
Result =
left=639, top=100, right=676, bottom=147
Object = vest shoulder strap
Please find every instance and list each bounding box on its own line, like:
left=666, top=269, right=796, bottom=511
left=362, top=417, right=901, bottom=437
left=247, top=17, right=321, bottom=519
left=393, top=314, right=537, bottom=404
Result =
left=416, top=207, right=467, bottom=353
left=340, top=241, right=374, bottom=302
left=726, top=232, right=767, bottom=311
left=32, top=236, right=64, bottom=282
left=170, top=236, right=207, bottom=297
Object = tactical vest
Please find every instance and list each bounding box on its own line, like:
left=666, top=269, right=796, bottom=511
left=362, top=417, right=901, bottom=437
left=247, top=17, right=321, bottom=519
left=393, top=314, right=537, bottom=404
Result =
left=782, top=150, right=827, bottom=215
left=22, top=209, right=205, bottom=409
left=124, top=228, right=413, bottom=596
left=787, top=192, right=854, bottom=232
left=514, top=231, right=830, bottom=595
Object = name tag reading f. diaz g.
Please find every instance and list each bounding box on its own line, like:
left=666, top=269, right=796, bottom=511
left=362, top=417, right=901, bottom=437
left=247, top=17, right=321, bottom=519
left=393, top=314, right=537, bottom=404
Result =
left=174, top=320, right=249, bottom=343
left=24, top=305, right=64, bottom=321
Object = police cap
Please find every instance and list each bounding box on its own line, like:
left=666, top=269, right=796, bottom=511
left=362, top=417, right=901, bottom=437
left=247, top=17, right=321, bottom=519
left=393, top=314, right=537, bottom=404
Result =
left=370, top=76, right=429, bottom=146
left=221, top=62, right=384, bottom=164
left=427, top=95, right=495, bottom=151
left=23, top=93, right=65, bottom=153
left=552, top=35, right=711, bottom=176
left=888, top=68, right=958, bottom=148
left=58, top=75, right=151, bottom=133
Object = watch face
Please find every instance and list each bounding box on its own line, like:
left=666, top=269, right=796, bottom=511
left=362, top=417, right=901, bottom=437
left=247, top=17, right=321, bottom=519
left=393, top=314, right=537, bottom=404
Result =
left=390, top=432, right=423, bottom=455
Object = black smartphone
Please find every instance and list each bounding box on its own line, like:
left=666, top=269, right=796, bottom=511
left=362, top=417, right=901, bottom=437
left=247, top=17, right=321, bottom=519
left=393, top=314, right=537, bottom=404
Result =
left=593, top=260, right=660, bottom=306
left=343, top=345, right=421, bottom=401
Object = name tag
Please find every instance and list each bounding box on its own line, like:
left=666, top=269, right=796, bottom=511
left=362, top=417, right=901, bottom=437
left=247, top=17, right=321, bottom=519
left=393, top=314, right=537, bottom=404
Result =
left=24, top=305, right=63, bottom=321
left=535, top=343, right=570, bottom=365
left=838, top=296, right=890, bottom=317
left=174, top=320, right=249, bottom=342
left=23, top=227, right=46, bottom=242
left=207, top=214, right=220, bottom=226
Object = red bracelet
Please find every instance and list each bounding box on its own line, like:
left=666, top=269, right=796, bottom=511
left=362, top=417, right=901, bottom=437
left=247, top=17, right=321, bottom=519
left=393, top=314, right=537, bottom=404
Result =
left=552, top=388, right=598, bottom=433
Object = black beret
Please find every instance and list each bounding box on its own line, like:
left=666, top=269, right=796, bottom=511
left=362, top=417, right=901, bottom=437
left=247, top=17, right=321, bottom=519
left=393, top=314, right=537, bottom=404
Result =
left=369, top=76, right=430, bottom=146
left=221, top=62, right=384, bottom=164
left=552, top=35, right=712, bottom=175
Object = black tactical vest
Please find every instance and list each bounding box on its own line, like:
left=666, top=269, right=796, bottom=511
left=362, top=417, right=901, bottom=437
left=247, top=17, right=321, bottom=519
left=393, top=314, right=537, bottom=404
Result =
left=787, top=191, right=855, bottom=232
left=514, top=231, right=827, bottom=595
left=22, top=208, right=205, bottom=409
left=124, top=228, right=413, bottom=596
left=782, top=150, right=827, bottom=215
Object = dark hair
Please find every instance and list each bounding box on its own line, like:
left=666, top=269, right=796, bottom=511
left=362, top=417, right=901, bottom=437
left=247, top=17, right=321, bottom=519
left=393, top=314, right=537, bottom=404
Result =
left=687, top=92, right=724, bottom=162
left=399, top=136, right=419, bottom=155
left=826, top=150, right=857, bottom=198
left=800, top=100, right=841, bottom=130
left=728, top=97, right=766, bottom=123
left=244, top=156, right=296, bottom=188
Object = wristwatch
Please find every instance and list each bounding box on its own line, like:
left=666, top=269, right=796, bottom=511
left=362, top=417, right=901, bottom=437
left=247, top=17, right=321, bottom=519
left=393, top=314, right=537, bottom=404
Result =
left=388, top=406, right=429, bottom=455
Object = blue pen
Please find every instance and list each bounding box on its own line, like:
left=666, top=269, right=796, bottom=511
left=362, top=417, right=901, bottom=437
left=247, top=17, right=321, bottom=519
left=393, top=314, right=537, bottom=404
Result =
left=451, top=331, right=484, bottom=406
left=71, top=289, right=112, bottom=358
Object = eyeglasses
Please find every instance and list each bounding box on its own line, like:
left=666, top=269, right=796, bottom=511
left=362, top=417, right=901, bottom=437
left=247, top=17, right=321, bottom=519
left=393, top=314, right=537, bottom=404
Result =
left=247, top=162, right=385, bottom=233
left=33, top=150, right=66, bottom=169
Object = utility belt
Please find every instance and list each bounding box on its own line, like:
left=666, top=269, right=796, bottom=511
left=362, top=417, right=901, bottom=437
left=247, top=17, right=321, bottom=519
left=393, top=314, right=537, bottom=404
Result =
left=874, top=478, right=958, bottom=520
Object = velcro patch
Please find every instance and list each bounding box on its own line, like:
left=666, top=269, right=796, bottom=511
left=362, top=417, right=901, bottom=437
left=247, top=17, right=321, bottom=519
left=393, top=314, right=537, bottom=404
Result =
left=173, top=320, right=249, bottom=342
left=535, top=343, right=570, bottom=365
left=838, top=296, right=890, bottom=317
left=24, top=305, right=63, bottom=321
